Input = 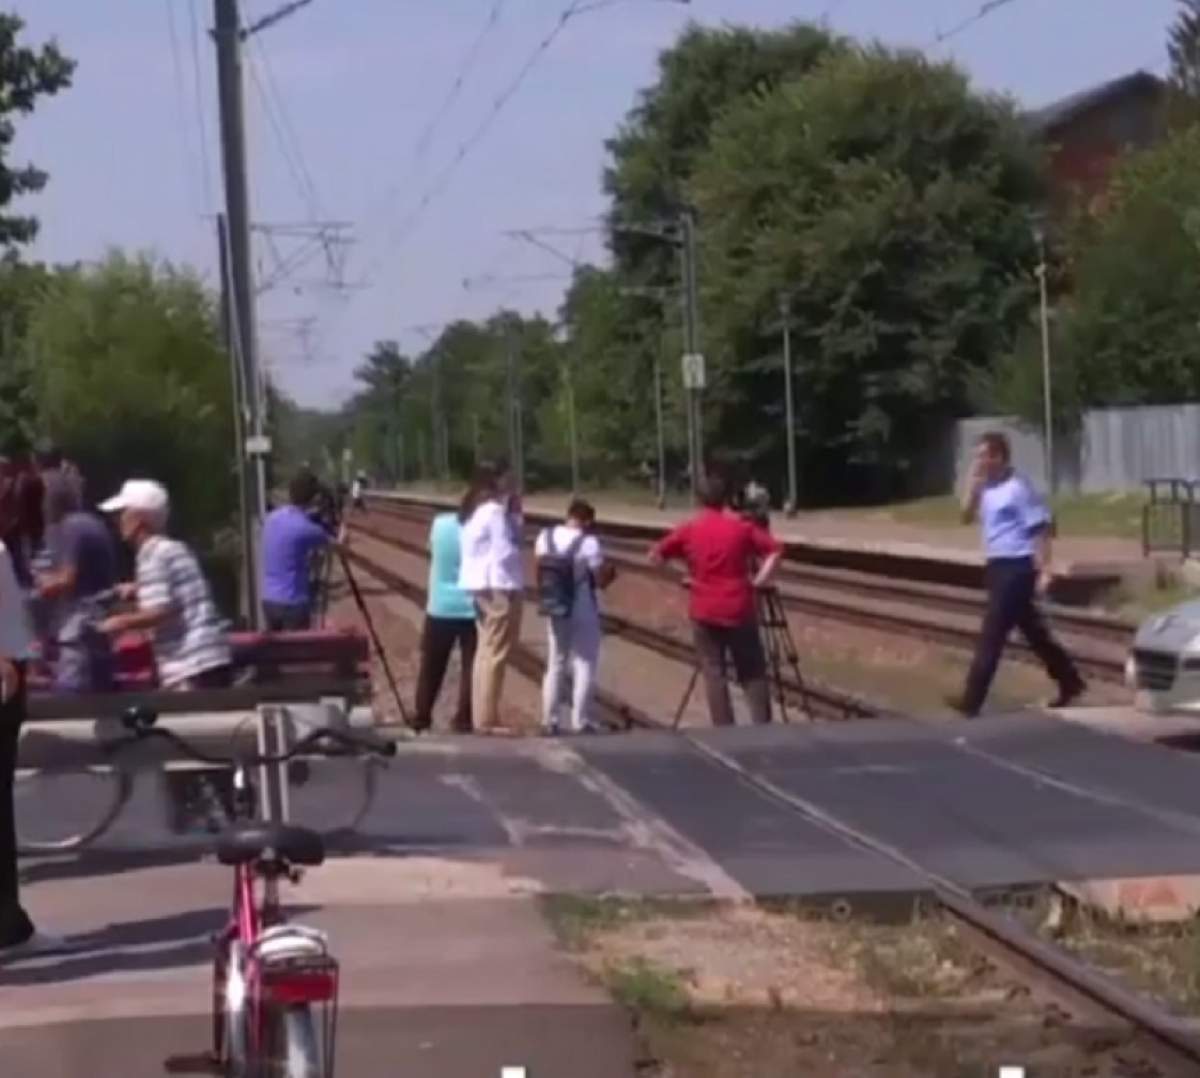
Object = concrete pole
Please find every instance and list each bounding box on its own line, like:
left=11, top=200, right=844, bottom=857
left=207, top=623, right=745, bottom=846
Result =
left=214, top=0, right=266, bottom=628
left=780, top=293, right=799, bottom=516
left=680, top=207, right=704, bottom=501
left=565, top=357, right=580, bottom=493
left=1035, top=228, right=1055, bottom=496
left=216, top=214, right=257, bottom=624
left=654, top=330, right=667, bottom=510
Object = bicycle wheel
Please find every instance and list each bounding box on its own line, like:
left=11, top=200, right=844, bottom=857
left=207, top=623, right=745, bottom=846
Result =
left=14, top=767, right=131, bottom=854
left=266, top=1004, right=323, bottom=1078
left=283, top=754, right=382, bottom=837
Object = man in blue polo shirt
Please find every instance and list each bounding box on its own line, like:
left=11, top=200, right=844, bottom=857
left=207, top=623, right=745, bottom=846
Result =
left=952, top=431, right=1085, bottom=717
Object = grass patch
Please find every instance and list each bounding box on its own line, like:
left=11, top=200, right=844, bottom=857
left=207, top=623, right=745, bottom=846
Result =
left=851, top=490, right=1146, bottom=541
left=1052, top=904, right=1200, bottom=1016
left=604, top=957, right=693, bottom=1017
left=803, top=908, right=993, bottom=1002
left=540, top=894, right=711, bottom=952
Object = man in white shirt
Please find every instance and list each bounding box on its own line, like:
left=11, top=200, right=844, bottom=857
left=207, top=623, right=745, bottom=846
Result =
left=0, top=540, right=64, bottom=957
left=534, top=499, right=615, bottom=734
left=458, top=462, right=524, bottom=732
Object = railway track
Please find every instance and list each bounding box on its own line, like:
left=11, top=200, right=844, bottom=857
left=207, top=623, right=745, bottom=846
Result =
left=342, top=528, right=1200, bottom=1076
left=347, top=519, right=878, bottom=720
left=362, top=497, right=1131, bottom=686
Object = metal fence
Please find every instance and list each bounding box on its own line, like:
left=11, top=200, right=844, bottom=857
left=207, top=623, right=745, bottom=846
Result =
left=952, top=404, right=1200, bottom=494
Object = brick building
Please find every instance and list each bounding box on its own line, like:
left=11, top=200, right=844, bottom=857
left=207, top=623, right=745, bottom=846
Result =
left=1026, top=71, right=1167, bottom=206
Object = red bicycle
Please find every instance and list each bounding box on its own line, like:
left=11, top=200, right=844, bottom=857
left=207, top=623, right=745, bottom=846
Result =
left=110, top=706, right=396, bottom=1078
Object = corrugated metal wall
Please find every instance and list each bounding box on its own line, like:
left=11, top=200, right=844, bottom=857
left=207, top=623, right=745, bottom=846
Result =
left=952, top=404, right=1200, bottom=494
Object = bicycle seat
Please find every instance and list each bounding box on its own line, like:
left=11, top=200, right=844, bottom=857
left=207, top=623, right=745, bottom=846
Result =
left=216, top=823, right=325, bottom=868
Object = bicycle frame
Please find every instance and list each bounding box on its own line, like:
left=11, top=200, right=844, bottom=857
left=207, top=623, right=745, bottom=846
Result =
left=211, top=762, right=341, bottom=1076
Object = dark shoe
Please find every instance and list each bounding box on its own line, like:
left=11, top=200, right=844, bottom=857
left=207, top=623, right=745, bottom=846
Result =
left=1047, top=679, right=1086, bottom=709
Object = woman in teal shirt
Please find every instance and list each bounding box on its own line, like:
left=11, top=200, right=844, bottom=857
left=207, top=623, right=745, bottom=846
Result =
left=412, top=505, right=478, bottom=732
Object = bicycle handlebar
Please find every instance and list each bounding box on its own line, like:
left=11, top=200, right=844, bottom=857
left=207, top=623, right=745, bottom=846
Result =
left=106, top=707, right=398, bottom=769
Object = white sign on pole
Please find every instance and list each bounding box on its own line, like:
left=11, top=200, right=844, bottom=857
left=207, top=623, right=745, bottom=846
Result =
left=244, top=435, right=272, bottom=456
left=681, top=352, right=706, bottom=390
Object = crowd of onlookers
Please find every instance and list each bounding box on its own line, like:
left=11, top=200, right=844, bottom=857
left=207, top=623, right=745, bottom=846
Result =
left=0, top=450, right=787, bottom=958
left=412, top=461, right=784, bottom=735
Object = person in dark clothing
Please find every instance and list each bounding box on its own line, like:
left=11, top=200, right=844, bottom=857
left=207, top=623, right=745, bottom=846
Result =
left=649, top=474, right=782, bottom=726
left=951, top=431, right=1086, bottom=717
left=0, top=541, right=64, bottom=958
left=35, top=473, right=119, bottom=692
left=0, top=452, right=45, bottom=589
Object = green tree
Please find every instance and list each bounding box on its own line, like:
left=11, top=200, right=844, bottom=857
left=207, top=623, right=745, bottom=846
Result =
left=998, top=127, right=1200, bottom=421
left=24, top=252, right=235, bottom=544
left=0, top=15, right=74, bottom=250
left=690, top=46, right=1045, bottom=500
left=604, top=21, right=841, bottom=282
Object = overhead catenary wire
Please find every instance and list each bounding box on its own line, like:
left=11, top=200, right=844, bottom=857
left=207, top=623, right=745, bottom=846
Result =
left=164, top=0, right=203, bottom=213
left=352, top=0, right=618, bottom=291
left=245, top=35, right=325, bottom=223
left=185, top=0, right=217, bottom=211
left=412, top=0, right=508, bottom=163
left=927, top=0, right=1023, bottom=48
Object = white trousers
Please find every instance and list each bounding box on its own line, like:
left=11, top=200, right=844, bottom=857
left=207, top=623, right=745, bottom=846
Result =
left=542, top=614, right=601, bottom=731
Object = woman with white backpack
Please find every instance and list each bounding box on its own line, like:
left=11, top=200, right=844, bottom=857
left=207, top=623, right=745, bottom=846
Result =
left=534, top=499, right=615, bottom=735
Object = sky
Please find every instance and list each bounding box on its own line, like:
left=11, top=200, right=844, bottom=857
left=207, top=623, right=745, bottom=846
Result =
left=6, top=0, right=1181, bottom=409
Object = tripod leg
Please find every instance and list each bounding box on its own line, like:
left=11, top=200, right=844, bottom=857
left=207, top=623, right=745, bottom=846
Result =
left=338, top=550, right=411, bottom=725
left=672, top=665, right=700, bottom=730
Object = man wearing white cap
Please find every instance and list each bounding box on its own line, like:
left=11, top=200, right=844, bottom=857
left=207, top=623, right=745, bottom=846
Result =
left=98, top=479, right=231, bottom=690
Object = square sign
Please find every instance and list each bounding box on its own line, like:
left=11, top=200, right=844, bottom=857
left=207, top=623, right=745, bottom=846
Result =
left=681, top=352, right=706, bottom=390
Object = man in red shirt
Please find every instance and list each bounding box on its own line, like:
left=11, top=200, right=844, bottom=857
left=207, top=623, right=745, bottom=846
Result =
left=650, top=474, right=782, bottom=725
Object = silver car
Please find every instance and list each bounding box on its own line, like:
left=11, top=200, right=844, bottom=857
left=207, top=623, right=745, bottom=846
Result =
left=1129, top=598, right=1200, bottom=711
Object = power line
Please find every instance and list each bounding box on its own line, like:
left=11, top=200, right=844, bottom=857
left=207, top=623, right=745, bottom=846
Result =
left=246, top=34, right=324, bottom=221
left=164, top=0, right=201, bottom=212
left=352, top=0, right=610, bottom=287
left=185, top=0, right=217, bottom=211
left=927, top=0, right=1022, bottom=49
left=414, top=0, right=508, bottom=163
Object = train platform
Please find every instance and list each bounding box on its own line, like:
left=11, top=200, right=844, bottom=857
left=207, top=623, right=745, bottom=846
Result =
left=9, top=710, right=1200, bottom=1073
left=375, top=489, right=1145, bottom=598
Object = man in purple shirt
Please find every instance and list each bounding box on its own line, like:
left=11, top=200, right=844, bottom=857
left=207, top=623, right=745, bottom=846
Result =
left=260, top=470, right=344, bottom=631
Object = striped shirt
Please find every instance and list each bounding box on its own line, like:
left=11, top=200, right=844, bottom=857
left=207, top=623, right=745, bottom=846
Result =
left=136, top=535, right=230, bottom=687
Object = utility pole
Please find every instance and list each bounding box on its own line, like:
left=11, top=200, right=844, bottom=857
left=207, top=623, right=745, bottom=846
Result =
left=779, top=293, right=799, bottom=516
left=679, top=206, right=704, bottom=501
left=505, top=324, right=524, bottom=489
left=565, top=354, right=580, bottom=493
left=214, top=0, right=267, bottom=628
left=217, top=214, right=257, bottom=624
left=1033, top=220, right=1054, bottom=496
left=654, top=329, right=667, bottom=509
left=434, top=345, right=448, bottom=480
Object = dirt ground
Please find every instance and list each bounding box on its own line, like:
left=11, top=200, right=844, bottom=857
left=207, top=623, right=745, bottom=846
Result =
left=543, top=899, right=1177, bottom=1078
left=325, top=542, right=544, bottom=732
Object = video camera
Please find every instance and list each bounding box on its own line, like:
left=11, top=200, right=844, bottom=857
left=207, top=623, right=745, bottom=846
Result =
left=306, top=480, right=343, bottom=537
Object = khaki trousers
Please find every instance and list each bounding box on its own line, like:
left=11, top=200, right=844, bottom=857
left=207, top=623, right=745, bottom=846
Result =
left=472, top=589, right=523, bottom=730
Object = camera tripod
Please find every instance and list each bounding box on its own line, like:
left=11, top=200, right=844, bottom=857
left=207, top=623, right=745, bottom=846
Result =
left=671, top=585, right=812, bottom=728
left=335, top=546, right=412, bottom=727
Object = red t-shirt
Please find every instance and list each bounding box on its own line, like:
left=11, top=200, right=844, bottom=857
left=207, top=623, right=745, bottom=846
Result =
left=653, top=509, right=782, bottom=626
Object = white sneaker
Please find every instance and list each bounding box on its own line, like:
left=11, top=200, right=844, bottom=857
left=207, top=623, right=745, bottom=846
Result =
left=0, top=930, right=69, bottom=962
